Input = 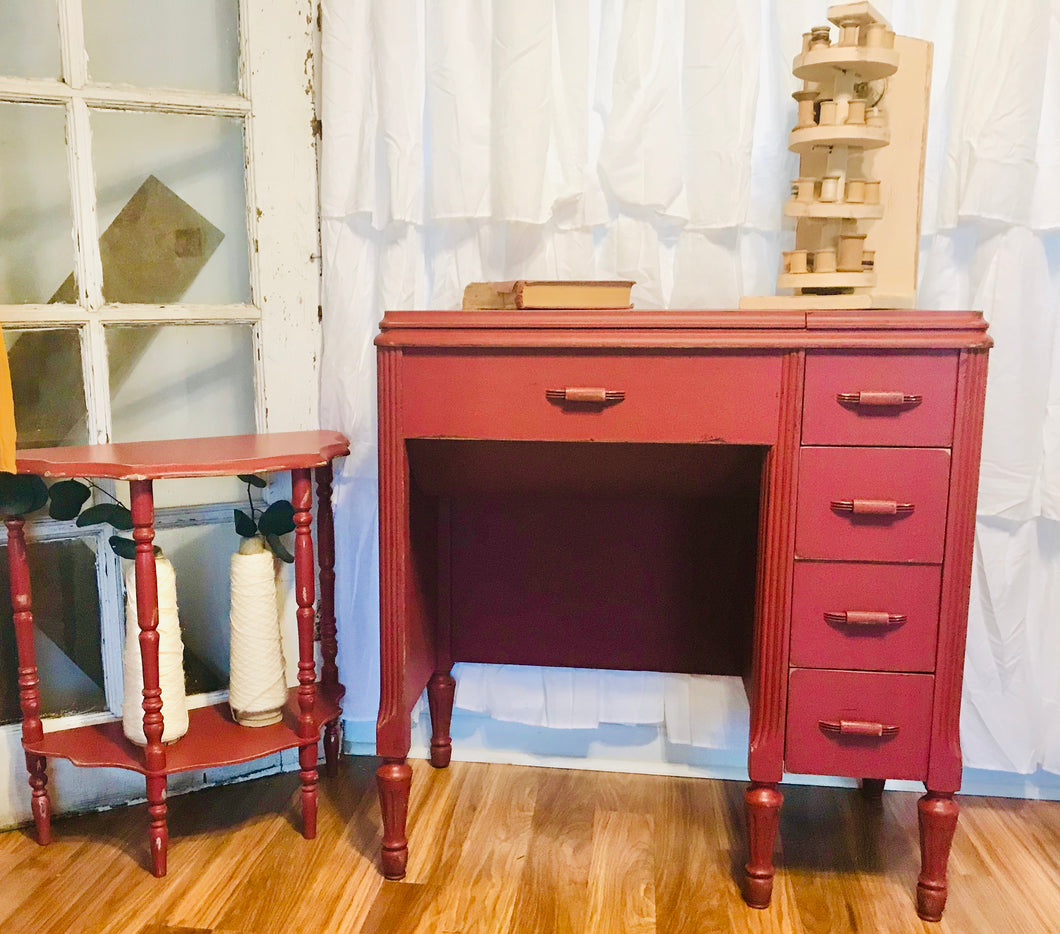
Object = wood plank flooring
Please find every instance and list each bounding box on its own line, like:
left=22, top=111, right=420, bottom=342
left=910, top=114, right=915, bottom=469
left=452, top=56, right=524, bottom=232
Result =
left=1, top=757, right=1058, bottom=934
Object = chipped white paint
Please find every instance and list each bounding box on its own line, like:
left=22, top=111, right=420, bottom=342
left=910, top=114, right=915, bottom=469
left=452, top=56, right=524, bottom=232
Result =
left=0, top=2, right=321, bottom=827
left=0, top=77, right=253, bottom=117
left=242, top=0, right=322, bottom=432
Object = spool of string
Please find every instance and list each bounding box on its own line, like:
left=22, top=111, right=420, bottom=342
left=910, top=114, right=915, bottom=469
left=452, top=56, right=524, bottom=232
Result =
left=228, top=536, right=288, bottom=726
left=122, top=556, right=189, bottom=745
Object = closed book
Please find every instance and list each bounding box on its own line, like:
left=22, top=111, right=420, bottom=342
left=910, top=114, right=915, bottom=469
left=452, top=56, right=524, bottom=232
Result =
left=461, top=279, right=634, bottom=310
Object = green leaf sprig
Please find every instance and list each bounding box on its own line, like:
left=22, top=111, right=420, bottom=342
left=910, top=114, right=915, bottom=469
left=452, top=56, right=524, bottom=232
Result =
left=234, top=474, right=296, bottom=563
left=0, top=474, right=159, bottom=559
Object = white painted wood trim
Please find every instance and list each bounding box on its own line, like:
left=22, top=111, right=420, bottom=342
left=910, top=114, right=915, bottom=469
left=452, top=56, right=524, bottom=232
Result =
left=242, top=0, right=321, bottom=433
left=96, top=531, right=125, bottom=713
left=57, top=0, right=88, bottom=90
left=0, top=77, right=251, bottom=116
left=0, top=304, right=261, bottom=325
left=66, top=98, right=104, bottom=311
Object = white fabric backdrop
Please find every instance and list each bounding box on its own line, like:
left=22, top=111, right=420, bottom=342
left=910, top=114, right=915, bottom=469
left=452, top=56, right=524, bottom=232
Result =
left=319, top=0, right=1060, bottom=778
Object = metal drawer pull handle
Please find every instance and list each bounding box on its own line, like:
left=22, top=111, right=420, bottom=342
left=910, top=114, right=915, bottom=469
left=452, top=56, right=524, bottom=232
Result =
left=837, top=391, right=922, bottom=407
left=824, top=610, right=908, bottom=626
left=819, top=719, right=900, bottom=738
left=545, top=387, right=625, bottom=405
left=831, top=499, right=915, bottom=516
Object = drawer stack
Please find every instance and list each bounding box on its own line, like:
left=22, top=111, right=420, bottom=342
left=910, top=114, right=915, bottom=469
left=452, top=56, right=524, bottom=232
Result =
left=785, top=351, right=960, bottom=781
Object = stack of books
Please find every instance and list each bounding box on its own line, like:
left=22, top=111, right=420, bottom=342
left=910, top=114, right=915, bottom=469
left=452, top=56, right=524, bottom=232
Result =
left=461, top=280, right=634, bottom=310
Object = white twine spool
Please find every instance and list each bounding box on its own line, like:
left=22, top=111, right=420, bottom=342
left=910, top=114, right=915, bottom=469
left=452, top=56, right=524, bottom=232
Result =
left=228, top=537, right=288, bottom=727
left=122, top=556, right=189, bottom=746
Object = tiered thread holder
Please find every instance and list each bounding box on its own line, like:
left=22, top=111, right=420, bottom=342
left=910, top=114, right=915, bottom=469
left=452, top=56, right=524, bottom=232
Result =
left=741, top=2, right=933, bottom=310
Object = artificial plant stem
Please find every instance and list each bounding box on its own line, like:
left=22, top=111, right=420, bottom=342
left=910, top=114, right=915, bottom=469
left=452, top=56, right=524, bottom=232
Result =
left=84, top=478, right=123, bottom=506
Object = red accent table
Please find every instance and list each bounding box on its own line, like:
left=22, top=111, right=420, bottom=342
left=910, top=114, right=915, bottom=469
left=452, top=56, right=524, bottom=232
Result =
left=6, top=430, right=349, bottom=876
left=374, top=310, right=990, bottom=921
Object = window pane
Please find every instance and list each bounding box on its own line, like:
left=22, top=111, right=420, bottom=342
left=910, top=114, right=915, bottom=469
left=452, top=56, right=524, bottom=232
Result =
left=107, top=323, right=256, bottom=506
left=91, top=110, right=250, bottom=304
left=84, top=0, right=239, bottom=93
left=152, top=523, right=237, bottom=695
left=0, top=538, right=105, bottom=726
left=152, top=522, right=297, bottom=697
left=3, top=328, right=90, bottom=448
left=0, top=103, right=77, bottom=303
left=0, top=1, right=61, bottom=79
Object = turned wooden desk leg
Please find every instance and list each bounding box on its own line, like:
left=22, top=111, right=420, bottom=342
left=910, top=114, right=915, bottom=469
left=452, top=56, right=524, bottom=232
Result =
left=6, top=517, right=52, bottom=846
left=293, top=468, right=319, bottom=839
left=744, top=782, right=783, bottom=908
left=917, top=791, right=958, bottom=922
left=427, top=671, right=456, bottom=769
left=377, top=757, right=412, bottom=879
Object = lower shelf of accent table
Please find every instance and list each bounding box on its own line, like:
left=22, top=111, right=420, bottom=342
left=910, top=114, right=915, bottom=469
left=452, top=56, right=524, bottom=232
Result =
left=23, top=682, right=343, bottom=776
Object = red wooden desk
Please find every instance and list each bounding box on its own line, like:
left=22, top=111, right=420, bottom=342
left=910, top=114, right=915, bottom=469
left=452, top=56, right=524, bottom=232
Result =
left=374, top=310, right=990, bottom=921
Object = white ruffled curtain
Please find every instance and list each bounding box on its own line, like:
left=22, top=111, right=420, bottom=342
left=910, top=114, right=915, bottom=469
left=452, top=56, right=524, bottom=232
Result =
left=320, top=0, right=1060, bottom=777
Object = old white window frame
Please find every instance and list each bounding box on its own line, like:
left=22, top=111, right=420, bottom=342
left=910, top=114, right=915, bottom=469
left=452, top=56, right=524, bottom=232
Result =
left=0, top=0, right=321, bottom=755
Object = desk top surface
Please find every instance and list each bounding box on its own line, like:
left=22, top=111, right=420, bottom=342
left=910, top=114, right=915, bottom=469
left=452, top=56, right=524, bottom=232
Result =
left=377, top=309, right=990, bottom=350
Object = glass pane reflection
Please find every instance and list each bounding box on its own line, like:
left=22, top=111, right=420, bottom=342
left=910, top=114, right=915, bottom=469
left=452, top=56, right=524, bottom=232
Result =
left=0, top=103, right=77, bottom=303
left=92, top=109, right=250, bottom=305
left=0, top=538, right=105, bottom=726
left=0, top=1, right=61, bottom=79
left=84, top=0, right=239, bottom=93
left=107, top=323, right=256, bottom=507
left=2, top=328, right=90, bottom=449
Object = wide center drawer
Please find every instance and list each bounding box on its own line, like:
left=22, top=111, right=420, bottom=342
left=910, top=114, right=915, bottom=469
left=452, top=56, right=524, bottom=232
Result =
left=795, top=446, right=951, bottom=562
left=399, top=351, right=782, bottom=444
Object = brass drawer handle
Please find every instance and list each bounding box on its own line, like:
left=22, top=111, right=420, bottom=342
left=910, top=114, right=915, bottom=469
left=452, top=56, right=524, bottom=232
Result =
left=545, top=387, right=625, bottom=405
left=819, top=719, right=900, bottom=738
left=837, top=391, right=922, bottom=408
left=824, top=610, right=908, bottom=626
left=831, top=499, right=915, bottom=516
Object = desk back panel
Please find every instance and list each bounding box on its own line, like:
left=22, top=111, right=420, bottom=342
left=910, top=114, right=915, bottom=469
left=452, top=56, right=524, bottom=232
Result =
left=446, top=491, right=759, bottom=675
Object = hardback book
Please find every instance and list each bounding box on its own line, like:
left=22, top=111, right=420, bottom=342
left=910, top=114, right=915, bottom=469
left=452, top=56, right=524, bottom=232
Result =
left=461, top=279, right=634, bottom=310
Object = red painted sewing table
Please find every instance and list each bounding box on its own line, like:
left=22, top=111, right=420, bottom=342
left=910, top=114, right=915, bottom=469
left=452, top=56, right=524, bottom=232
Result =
left=7, top=430, right=349, bottom=876
left=374, top=309, right=990, bottom=921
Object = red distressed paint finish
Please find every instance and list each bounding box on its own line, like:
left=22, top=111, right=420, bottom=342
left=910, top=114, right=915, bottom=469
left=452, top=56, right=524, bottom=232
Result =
left=375, top=309, right=989, bottom=920
left=5, top=430, right=349, bottom=874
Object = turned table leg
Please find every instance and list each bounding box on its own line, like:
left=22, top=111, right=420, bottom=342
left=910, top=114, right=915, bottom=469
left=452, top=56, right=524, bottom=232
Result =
left=917, top=790, right=958, bottom=921
left=427, top=671, right=456, bottom=769
left=25, top=753, right=51, bottom=845
left=744, top=782, right=783, bottom=908
left=377, top=757, right=413, bottom=879
left=323, top=719, right=341, bottom=778
left=146, top=774, right=168, bottom=876
left=130, top=481, right=171, bottom=877
left=6, top=518, right=53, bottom=846
left=315, top=464, right=343, bottom=780
left=860, top=778, right=886, bottom=800
left=292, top=468, right=319, bottom=839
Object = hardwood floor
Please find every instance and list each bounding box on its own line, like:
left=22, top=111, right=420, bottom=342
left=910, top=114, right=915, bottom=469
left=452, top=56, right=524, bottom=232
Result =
left=1, top=757, right=1059, bottom=933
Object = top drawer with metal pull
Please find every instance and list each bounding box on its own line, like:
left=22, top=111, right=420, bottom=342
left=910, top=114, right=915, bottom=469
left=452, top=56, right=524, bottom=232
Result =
left=400, top=350, right=782, bottom=444
left=802, top=351, right=958, bottom=447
